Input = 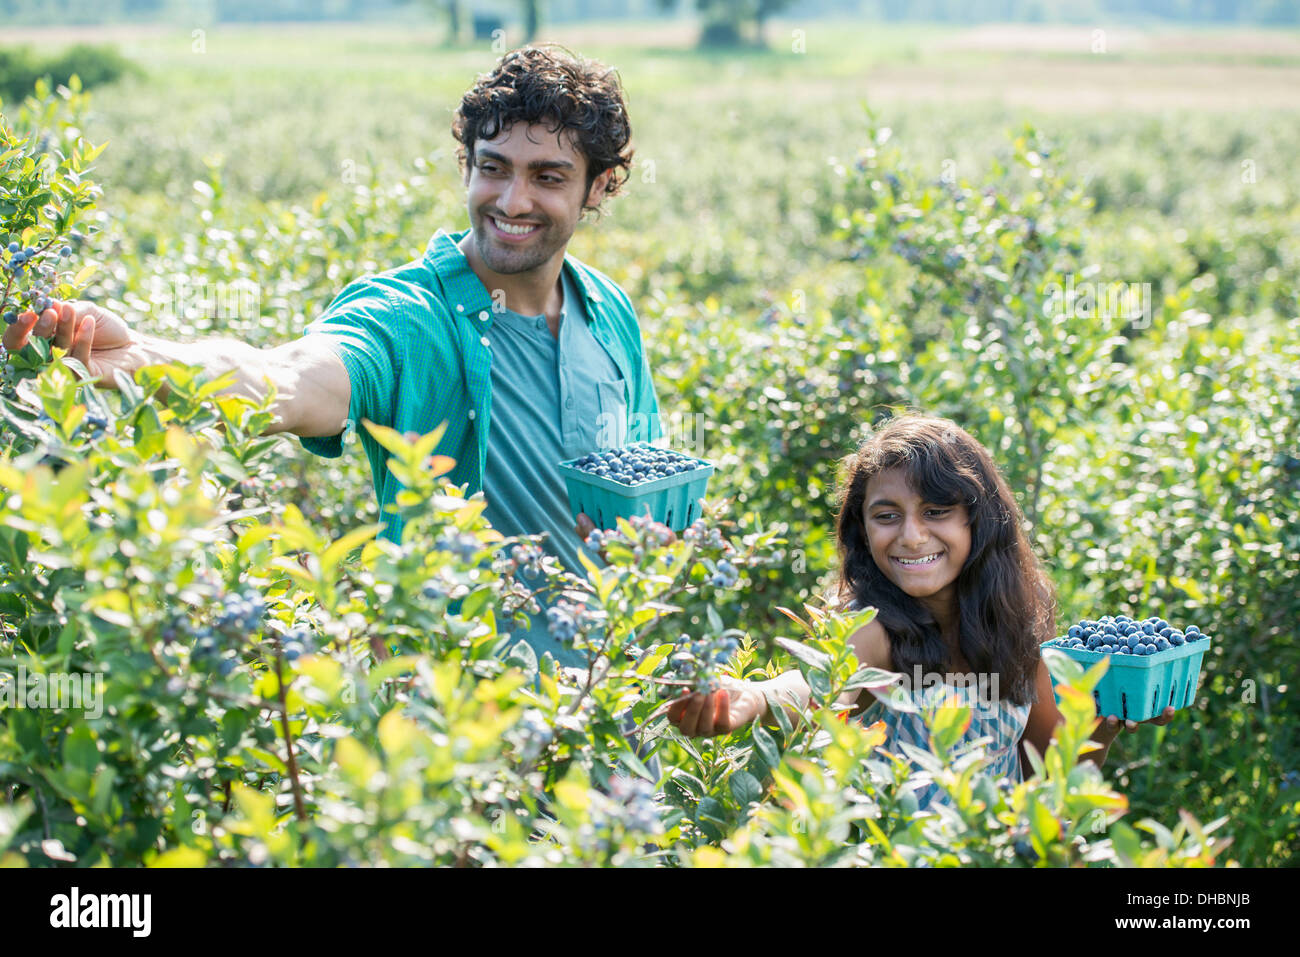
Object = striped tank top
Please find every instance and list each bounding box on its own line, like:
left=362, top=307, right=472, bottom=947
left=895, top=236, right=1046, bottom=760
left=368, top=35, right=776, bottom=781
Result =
left=844, top=600, right=1032, bottom=812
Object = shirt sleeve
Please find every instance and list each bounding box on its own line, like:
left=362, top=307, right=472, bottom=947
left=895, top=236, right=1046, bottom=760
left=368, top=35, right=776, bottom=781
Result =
left=298, top=278, right=404, bottom=459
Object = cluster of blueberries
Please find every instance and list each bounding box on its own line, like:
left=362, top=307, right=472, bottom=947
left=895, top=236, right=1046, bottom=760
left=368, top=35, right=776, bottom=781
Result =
left=3, top=241, right=72, bottom=324
left=513, top=709, right=555, bottom=763
left=509, top=542, right=546, bottom=579
left=546, top=598, right=590, bottom=643
left=584, top=513, right=676, bottom=555
left=280, top=625, right=317, bottom=663
left=187, top=589, right=267, bottom=675
left=1048, top=615, right=1210, bottom=656
left=569, top=444, right=706, bottom=487
left=671, top=632, right=742, bottom=694
left=433, top=531, right=483, bottom=565
left=33, top=409, right=108, bottom=440
left=682, top=519, right=727, bottom=550
left=711, top=560, right=739, bottom=589
left=603, top=774, right=662, bottom=835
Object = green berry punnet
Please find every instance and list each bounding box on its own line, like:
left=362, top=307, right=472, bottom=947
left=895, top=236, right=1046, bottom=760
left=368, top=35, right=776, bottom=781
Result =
left=558, top=442, right=715, bottom=532
left=1044, top=614, right=1211, bottom=722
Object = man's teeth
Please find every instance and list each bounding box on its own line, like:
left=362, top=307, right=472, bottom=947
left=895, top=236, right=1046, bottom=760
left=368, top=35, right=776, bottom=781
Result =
left=896, top=554, right=940, bottom=565
left=493, top=218, right=538, bottom=235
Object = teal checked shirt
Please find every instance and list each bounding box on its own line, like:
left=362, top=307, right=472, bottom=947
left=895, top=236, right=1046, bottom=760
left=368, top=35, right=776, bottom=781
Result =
left=299, top=228, right=664, bottom=549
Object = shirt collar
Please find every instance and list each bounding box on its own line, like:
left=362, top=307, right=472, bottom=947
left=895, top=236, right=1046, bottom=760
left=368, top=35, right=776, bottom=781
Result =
left=424, top=228, right=604, bottom=324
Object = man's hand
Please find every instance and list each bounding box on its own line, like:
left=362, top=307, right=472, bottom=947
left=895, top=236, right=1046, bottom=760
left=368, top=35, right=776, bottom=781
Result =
left=665, top=677, right=766, bottom=738
left=3, top=299, right=137, bottom=385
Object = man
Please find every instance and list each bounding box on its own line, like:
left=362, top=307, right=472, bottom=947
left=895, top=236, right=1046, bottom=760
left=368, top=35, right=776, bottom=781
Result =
left=2, top=46, right=664, bottom=669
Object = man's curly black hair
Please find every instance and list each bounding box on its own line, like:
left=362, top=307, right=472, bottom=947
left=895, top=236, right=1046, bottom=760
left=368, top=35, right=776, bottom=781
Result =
left=451, top=44, right=634, bottom=218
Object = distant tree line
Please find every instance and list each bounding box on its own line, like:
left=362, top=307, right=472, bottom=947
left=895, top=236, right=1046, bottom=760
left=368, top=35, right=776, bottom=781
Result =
left=0, top=0, right=1294, bottom=30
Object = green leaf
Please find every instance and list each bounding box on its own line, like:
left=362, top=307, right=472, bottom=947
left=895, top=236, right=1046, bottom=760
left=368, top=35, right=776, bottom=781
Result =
left=763, top=688, right=793, bottom=739
left=668, top=768, right=704, bottom=800
left=459, top=586, right=492, bottom=622
left=751, top=722, right=780, bottom=773
left=695, top=796, right=728, bottom=841
left=774, top=636, right=831, bottom=672
left=62, top=726, right=98, bottom=773
left=617, top=748, right=656, bottom=783
left=729, top=770, right=762, bottom=807
left=505, top=640, right=537, bottom=679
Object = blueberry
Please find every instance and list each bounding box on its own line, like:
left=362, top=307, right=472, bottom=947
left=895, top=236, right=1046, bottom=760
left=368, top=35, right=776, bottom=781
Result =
left=6, top=242, right=17, bottom=254
left=2, top=312, right=15, bottom=325
left=60, top=246, right=72, bottom=258
left=1126, top=634, right=1140, bottom=650
left=1067, top=625, right=1081, bottom=639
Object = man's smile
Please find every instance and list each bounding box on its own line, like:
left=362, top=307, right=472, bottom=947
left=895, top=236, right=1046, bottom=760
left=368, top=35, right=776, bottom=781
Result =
left=489, top=215, right=543, bottom=239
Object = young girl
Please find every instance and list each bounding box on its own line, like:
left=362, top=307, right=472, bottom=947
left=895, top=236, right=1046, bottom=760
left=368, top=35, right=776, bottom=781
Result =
left=667, top=413, right=1175, bottom=809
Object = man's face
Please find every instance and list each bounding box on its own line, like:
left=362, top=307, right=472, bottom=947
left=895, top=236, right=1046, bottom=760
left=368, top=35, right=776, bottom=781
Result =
left=464, top=121, right=611, bottom=275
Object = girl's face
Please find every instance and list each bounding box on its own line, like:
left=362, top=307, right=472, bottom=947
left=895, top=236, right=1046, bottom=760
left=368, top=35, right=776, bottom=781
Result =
left=863, top=467, right=972, bottom=612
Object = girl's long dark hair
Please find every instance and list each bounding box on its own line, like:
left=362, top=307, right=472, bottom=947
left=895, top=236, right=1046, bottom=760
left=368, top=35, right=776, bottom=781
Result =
left=832, top=414, right=1054, bottom=705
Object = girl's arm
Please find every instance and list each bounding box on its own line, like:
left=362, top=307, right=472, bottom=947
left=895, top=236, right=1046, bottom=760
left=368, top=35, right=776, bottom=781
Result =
left=1019, top=657, right=1177, bottom=776
left=667, top=618, right=893, bottom=738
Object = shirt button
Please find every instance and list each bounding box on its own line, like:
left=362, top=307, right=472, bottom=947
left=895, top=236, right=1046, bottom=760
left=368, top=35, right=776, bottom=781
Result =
left=478, top=311, right=489, bottom=321
left=480, top=335, right=490, bottom=347
left=565, top=397, right=574, bottom=409
left=456, top=304, right=464, bottom=312
left=535, top=318, right=544, bottom=331
left=468, top=409, right=476, bottom=420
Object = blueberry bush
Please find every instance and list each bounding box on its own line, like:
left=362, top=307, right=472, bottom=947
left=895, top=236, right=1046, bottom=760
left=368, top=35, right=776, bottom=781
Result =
left=2, top=33, right=1295, bottom=866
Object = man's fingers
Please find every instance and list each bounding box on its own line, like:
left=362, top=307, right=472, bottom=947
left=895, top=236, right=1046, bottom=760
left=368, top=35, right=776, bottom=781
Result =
left=1, top=310, right=38, bottom=352
left=679, top=692, right=708, bottom=737
left=714, top=689, right=730, bottom=731
left=31, top=305, right=61, bottom=339
left=53, top=305, right=78, bottom=350
left=70, top=313, right=95, bottom=367
left=665, top=695, right=688, bottom=722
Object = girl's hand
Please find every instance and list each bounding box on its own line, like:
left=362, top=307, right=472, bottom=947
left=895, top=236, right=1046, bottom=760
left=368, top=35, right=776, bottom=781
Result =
left=1096, top=705, right=1177, bottom=740
left=666, top=676, right=766, bottom=738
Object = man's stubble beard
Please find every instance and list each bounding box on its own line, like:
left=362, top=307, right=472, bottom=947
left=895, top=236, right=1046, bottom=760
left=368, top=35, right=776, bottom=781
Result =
left=473, top=214, right=571, bottom=276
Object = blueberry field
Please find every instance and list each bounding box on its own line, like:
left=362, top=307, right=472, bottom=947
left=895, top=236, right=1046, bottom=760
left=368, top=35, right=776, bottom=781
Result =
left=0, top=18, right=1297, bottom=869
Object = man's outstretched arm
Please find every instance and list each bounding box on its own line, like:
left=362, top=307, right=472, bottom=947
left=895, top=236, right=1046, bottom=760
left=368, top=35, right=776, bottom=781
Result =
left=2, top=299, right=350, bottom=438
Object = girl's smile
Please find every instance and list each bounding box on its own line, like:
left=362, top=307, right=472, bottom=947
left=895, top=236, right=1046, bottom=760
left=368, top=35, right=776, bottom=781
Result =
left=864, top=468, right=972, bottom=617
